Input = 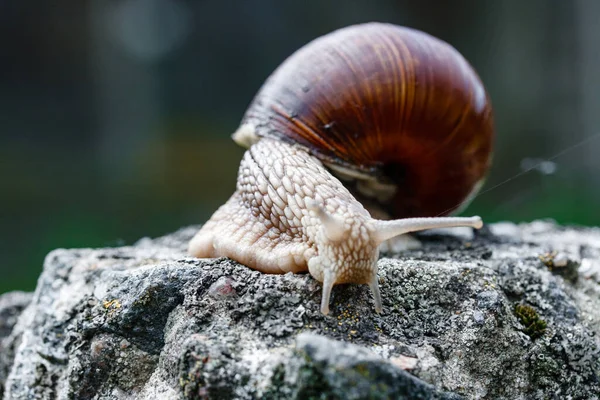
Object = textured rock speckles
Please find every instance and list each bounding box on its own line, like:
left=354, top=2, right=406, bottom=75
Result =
left=285, top=333, right=461, bottom=400
left=0, top=292, right=31, bottom=341
left=1, top=221, right=600, bottom=399
left=0, top=291, right=32, bottom=400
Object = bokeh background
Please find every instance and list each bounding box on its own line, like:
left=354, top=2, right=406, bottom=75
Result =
left=1, top=0, right=599, bottom=295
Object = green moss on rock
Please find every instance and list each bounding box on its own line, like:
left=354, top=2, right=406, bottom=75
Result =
left=515, top=304, right=547, bottom=339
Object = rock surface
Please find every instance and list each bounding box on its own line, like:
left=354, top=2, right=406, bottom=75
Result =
left=1, top=220, right=599, bottom=399
left=0, top=291, right=32, bottom=400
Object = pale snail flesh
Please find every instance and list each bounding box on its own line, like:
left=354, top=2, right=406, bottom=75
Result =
left=189, top=22, right=493, bottom=315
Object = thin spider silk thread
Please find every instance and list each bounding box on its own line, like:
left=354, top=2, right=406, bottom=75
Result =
left=435, top=132, right=600, bottom=218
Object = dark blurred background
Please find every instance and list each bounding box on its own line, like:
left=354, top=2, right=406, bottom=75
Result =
left=1, top=0, right=599, bottom=294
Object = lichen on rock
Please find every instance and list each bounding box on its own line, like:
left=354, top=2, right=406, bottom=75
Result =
left=0, top=220, right=599, bottom=399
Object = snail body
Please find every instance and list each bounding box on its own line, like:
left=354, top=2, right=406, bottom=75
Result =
left=189, top=22, right=493, bottom=315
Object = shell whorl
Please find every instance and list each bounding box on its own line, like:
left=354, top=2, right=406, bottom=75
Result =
left=235, top=22, right=494, bottom=219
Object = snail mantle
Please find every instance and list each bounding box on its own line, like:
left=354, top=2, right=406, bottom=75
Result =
left=2, top=221, right=600, bottom=399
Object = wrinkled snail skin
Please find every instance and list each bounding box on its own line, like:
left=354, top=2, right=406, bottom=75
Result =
left=188, top=22, right=493, bottom=315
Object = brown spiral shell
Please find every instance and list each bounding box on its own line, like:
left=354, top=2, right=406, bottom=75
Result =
left=236, top=22, right=494, bottom=219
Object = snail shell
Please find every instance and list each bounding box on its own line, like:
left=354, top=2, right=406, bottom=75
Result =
left=233, top=22, right=494, bottom=219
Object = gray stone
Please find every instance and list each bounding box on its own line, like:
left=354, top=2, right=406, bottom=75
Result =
left=0, top=291, right=32, bottom=400
left=1, top=221, right=599, bottom=399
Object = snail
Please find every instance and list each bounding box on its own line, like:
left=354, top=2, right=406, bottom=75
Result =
left=188, top=22, right=494, bottom=315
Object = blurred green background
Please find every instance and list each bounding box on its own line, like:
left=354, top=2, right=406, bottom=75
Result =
left=1, top=0, right=599, bottom=295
